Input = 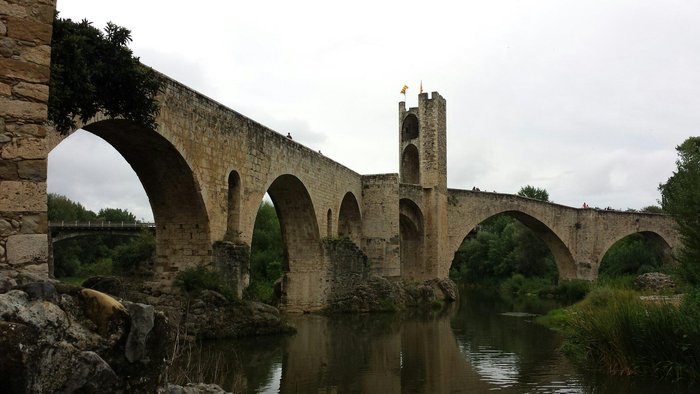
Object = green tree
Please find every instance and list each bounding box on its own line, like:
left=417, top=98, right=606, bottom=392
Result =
left=246, top=201, right=284, bottom=302
left=112, top=230, right=155, bottom=274
left=48, top=193, right=97, bottom=222
left=49, top=16, right=161, bottom=133
left=97, top=207, right=137, bottom=222
left=517, top=185, right=550, bottom=202
left=641, top=205, right=664, bottom=214
left=659, top=137, right=700, bottom=284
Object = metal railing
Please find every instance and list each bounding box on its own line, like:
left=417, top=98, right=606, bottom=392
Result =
left=49, top=221, right=155, bottom=229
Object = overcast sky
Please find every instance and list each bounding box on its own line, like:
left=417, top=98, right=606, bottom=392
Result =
left=48, top=0, right=700, bottom=222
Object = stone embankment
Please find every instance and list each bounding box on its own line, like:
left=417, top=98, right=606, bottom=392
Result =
left=327, top=276, right=459, bottom=313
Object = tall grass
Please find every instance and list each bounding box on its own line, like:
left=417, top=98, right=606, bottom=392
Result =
left=561, top=287, right=700, bottom=381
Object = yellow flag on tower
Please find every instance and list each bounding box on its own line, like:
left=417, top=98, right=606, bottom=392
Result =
left=400, top=85, right=408, bottom=94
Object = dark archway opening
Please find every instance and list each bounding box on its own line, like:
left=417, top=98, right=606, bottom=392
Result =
left=599, top=232, right=672, bottom=278
left=400, top=199, right=424, bottom=279
left=225, top=170, right=242, bottom=241
left=402, top=114, right=419, bottom=141
left=401, top=144, right=420, bottom=184
left=337, top=192, right=362, bottom=245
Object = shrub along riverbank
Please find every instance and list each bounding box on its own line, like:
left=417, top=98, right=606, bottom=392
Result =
left=538, top=283, right=700, bottom=381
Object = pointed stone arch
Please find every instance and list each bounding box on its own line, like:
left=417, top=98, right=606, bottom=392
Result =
left=400, top=198, right=425, bottom=279
left=598, top=230, right=675, bottom=272
left=265, top=174, right=324, bottom=311
left=449, top=210, right=577, bottom=280
left=56, top=119, right=212, bottom=281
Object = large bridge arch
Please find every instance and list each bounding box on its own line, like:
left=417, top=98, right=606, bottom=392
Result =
left=448, top=209, right=577, bottom=280
left=246, top=174, right=325, bottom=311
left=50, top=119, right=212, bottom=281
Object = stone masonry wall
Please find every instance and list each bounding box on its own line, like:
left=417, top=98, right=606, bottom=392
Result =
left=0, top=0, right=55, bottom=277
left=361, top=174, right=400, bottom=277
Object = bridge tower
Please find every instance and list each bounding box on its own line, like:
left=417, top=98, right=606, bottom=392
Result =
left=398, top=92, right=450, bottom=280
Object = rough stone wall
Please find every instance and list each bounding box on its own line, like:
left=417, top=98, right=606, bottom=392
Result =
left=446, top=189, right=680, bottom=280
left=0, top=0, right=55, bottom=277
left=361, top=174, right=400, bottom=277
left=323, top=237, right=369, bottom=304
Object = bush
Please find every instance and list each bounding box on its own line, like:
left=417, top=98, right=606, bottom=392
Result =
left=559, top=287, right=700, bottom=380
left=175, top=266, right=237, bottom=301
left=78, top=258, right=113, bottom=277
left=550, top=280, right=591, bottom=303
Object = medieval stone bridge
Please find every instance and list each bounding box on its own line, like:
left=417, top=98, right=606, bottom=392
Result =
left=0, top=0, right=680, bottom=312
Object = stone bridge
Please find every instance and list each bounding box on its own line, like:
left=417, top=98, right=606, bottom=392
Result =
left=0, top=0, right=681, bottom=312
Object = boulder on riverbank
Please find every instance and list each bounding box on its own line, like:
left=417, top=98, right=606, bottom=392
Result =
left=634, top=272, right=676, bottom=291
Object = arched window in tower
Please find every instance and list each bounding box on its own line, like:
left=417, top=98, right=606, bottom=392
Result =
left=401, top=144, right=420, bottom=184
left=401, top=114, right=419, bottom=142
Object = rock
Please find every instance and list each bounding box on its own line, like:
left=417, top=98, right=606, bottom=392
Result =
left=19, top=281, right=56, bottom=301
left=82, top=276, right=124, bottom=297
left=0, top=289, right=29, bottom=319
left=0, top=321, right=38, bottom=393
left=166, top=383, right=232, bottom=394
left=79, top=288, right=128, bottom=337
left=59, top=351, right=120, bottom=394
left=430, top=278, right=459, bottom=302
left=0, top=274, right=18, bottom=294
left=123, top=301, right=155, bottom=363
left=198, top=289, right=229, bottom=307
left=634, top=272, right=675, bottom=291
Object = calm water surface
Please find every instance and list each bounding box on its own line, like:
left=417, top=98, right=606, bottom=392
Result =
left=181, top=288, right=696, bottom=393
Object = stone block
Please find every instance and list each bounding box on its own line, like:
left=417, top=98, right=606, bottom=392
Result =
left=6, top=123, right=48, bottom=137
left=13, top=82, right=48, bottom=102
left=0, top=20, right=6, bottom=36
left=0, top=1, right=27, bottom=18
left=0, top=97, right=47, bottom=120
left=0, top=180, right=46, bottom=211
left=19, top=44, right=50, bottom=66
left=6, top=233, right=47, bottom=266
left=0, top=82, right=11, bottom=96
left=5, top=16, right=51, bottom=43
left=0, top=160, right=18, bottom=179
left=1, top=136, right=47, bottom=159
left=0, top=218, right=12, bottom=236
left=19, top=213, right=45, bottom=234
left=17, top=158, right=46, bottom=180
left=0, top=58, right=49, bottom=83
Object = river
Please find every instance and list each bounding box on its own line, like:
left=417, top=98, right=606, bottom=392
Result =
left=174, top=287, right=695, bottom=393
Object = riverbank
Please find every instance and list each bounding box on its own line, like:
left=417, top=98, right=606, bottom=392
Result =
left=537, top=278, right=700, bottom=381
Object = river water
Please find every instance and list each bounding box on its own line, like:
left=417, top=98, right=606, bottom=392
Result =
left=178, top=288, right=695, bottom=393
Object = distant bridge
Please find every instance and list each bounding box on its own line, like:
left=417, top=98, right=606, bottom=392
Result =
left=49, top=221, right=155, bottom=243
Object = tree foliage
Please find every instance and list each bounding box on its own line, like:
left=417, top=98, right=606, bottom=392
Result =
left=598, top=233, right=665, bottom=277
left=517, top=185, right=550, bottom=202
left=450, top=214, right=557, bottom=283
left=659, top=136, right=700, bottom=284
left=49, top=16, right=161, bottom=133
left=246, top=201, right=284, bottom=302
